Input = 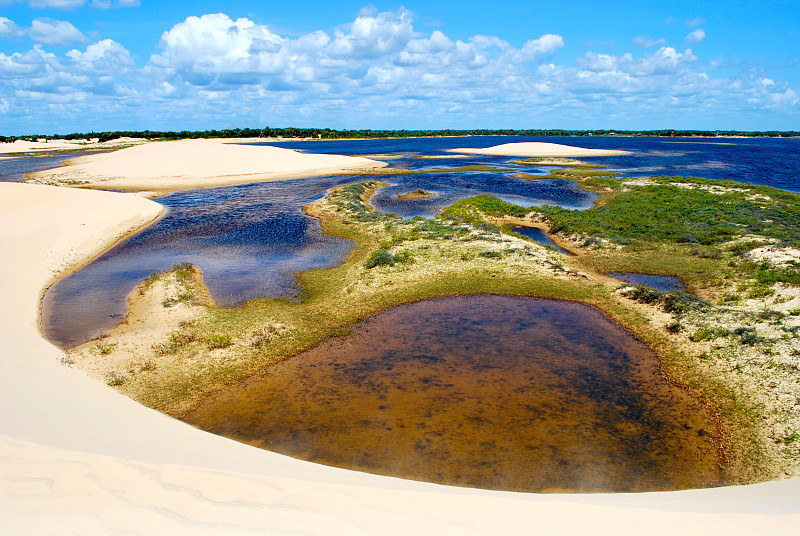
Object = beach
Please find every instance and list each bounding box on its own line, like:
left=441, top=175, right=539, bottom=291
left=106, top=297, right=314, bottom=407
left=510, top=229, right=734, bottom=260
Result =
left=2, top=143, right=799, bottom=534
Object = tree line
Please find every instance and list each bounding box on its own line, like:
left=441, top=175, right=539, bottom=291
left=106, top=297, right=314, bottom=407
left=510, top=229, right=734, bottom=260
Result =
left=1, top=127, right=798, bottom=143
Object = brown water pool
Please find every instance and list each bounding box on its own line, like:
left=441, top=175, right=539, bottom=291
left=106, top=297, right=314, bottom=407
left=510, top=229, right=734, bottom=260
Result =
left=184, top=295, right=723, bottom=493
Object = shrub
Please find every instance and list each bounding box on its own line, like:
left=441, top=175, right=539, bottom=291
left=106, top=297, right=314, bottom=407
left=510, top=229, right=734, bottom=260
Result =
left=734, top=327, right=763, bottom=345
left=104, top=371, right=127, bottom=386
left=152, top=331, right=196, bottom=355
left=720, top=293, right=742, bottom=305
left=92, top=341, right=117, bottom=356
left=162, top=291, right=194, bottom=308
left=364, top=249, right=413, bottom=269
left=173, top=262, right=194, bottom=280
left=478, top=250, right=503, bottom=259
left=206, top=334, right=232, bottom=349
left=665, top=321, right=682, bottom=333
left=690, top=326, right=730, bottom=342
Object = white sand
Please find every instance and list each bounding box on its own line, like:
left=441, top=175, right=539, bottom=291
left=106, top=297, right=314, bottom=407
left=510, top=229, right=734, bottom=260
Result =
left=449, top=142, right=627, bottom=157
left=0, top=137, right=146, bottom=157
left=27, top=138, right=386, bottom=192
left=1, top=182, right=799, bottom=534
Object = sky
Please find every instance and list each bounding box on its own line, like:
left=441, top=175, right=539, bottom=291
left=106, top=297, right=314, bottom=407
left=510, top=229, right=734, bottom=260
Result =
left=0, top=0, right=798, bottom=134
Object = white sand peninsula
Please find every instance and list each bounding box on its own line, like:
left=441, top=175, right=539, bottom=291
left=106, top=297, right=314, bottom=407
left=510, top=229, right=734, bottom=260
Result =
left=449, top=141, right=627, bottom=157
left=28, top=138, right=386, bottom=193
left=1, top=182, right=799, bottom=534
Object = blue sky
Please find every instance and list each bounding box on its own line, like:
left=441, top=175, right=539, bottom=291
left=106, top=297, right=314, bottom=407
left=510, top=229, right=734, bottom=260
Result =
left=0, top=0, right=798, bottom=134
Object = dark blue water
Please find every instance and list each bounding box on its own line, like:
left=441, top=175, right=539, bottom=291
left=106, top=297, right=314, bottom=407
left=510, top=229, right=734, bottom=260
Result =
left=609, top=273, right=685, bottom=292
left=254, top=136, right=800, bottom=193
left=512, top=226, right=570, bottom=255
left=35, top=136, right=800, bottom=347
left=0, top=151, right=97, bottom=182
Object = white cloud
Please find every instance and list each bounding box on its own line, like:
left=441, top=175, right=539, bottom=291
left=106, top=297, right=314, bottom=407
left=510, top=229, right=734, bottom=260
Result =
left=633, top=35, right=666, bottom=49
left=28, top=18, right=87, bottom=46
left=90, top=0, right=140, bottom=8
left=0, top=17, right=24, bottom=39
left=685, top=28, right=706, bottom=45
left=328, top=8, right=414, bottom=59
left=67, top=39, right=134, bottom=73
left=0, top=0, right=138, bottom=7
left=0, top=8, right=797, bottom=133
left=26, top=0, right=85, bottom=8
left=515, top=34, right=564, bottom=63
left=686, top=18, right=705, bottom=27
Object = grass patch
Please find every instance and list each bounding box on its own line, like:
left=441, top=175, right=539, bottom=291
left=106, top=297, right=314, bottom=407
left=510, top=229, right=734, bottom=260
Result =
left=206, top=334, right=232, bottom=349
left=364, top=249, right=414, bottom=268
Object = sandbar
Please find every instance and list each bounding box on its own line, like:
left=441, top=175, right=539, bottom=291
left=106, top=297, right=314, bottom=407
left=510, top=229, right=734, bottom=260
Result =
left=449, top=142, right=627, bottom=157
left=27, top=138, right=387, bottom=193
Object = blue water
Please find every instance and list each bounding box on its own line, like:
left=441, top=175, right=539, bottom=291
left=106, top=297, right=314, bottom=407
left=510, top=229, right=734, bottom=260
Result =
left=608, top=273, right=685, bottom=292
left=254, top=136, right=800, bottom=193
left=30, top=136, right=800, bottom=347
left=0, top=151, right=97, bottom=182
left=512, top=226, right=570, bottom=255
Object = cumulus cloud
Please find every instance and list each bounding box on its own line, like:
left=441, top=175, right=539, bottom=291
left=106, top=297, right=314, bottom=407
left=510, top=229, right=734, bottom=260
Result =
left=0, top=17, right=24, bottom=39
left=28, top=18, right=87, bottom=46
left=328, top=8, right=414, bottom=58
left=685, top=28, right=706, bottom=45
left=633, top=35, right=666, bottom=49
left=0, top=8, right=797, bottom=133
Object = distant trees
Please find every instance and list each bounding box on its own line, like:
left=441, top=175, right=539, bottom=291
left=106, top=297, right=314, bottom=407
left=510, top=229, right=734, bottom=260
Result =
left=2, top=127, right=798, bottom=143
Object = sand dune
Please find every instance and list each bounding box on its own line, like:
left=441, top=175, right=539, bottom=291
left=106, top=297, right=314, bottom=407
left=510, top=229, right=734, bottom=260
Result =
left=1, top=168, right=798, bottom=534
left=449, top=141, right=627, bottom=157
left=27, top=138, right=386, bottom=192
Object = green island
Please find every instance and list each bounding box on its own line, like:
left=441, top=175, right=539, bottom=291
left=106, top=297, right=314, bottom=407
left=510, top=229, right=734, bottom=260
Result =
left=68, top=167, right=800, bottom=485
left=397, top=188, right=436, bottom=200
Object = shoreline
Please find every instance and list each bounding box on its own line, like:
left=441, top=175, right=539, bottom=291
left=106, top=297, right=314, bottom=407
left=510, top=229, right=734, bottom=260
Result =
left=3, top=146, right=800, bottom=532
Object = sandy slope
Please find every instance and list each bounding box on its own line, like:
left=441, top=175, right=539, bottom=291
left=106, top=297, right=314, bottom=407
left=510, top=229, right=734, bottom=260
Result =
left=449, top=141, right=627, bottom=157
left=27, top=138, right=386, bottom=192
left=1, top=181, right=799, bottom=534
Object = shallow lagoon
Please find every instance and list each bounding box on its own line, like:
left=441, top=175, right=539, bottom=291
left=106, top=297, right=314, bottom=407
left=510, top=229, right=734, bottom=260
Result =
left=184, top=295, right=723, bottom=493
left=33, top=135, right=800, bottom=346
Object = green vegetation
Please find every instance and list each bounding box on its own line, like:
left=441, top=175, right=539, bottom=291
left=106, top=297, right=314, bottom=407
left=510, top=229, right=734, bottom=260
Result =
left=440, top=195, right=531, bottom=224
left=364, top=249, right=414, bottom=268
left=4, top=127, right=798, bottom=144
left=535, top=177, right=800, bottom=247
left=206, top=334, right=232, bottom=349
left=397, top=188, right=435, bottom=199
